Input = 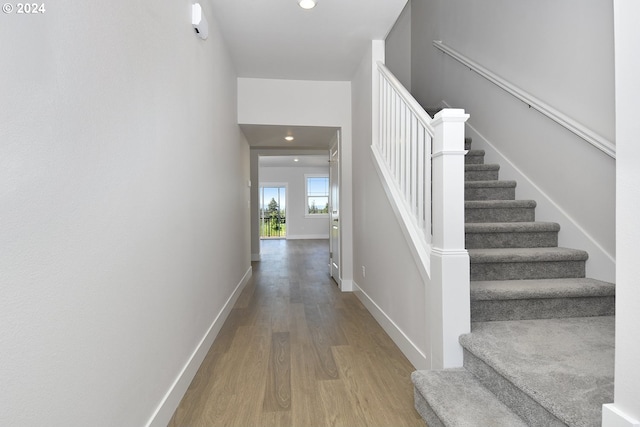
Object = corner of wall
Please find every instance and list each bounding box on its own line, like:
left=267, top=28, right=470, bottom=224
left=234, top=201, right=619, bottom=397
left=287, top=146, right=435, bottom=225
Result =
left=457, top=109, right=616, bottom=283
left=603, top=404, right=640, bottom=427
left=352, top=281, right=428, bottom=370
left=145, top=266, right=253, bottom=427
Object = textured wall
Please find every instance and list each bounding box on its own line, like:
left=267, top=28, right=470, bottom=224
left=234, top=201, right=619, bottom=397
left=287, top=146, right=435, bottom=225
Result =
left=0, top=1, right=251, bottom=425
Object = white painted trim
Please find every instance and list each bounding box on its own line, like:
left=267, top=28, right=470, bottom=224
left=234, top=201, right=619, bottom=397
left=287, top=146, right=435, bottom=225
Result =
left=145, top=266, right=253, bottom=427
left=353, top=281, right=428, bottom=370
left=433, top=40, right=616, bottom=159
left=377, top=61, right=434, bottom=136
left=286, top=234, right=330, bottom=240
left=431, top=150, right=468, bottom=159
left=603, top=404, right=640, bottom=427
left=431, top=248, right=469, bottom=257
left=339, top=278, right=352, bottom=292
left=258, top=181, right=289, bottom=240
left=443, top=100, right=616, bottom=282
left=370, top=145, right=432, bottom=282
left=429, top=109, right=470, bottom=369
left=304, top=173, right=330, bottom=217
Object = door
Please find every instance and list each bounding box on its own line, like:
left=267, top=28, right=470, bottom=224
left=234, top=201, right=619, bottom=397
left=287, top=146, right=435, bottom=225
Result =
left=329, top=132, right=340, bottom=284
left=259, top=185, right=287, bottom=239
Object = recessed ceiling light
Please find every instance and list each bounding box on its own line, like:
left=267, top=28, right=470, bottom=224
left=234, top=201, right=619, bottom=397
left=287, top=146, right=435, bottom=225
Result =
left=298, top=0, right=317, bottom=10
left=294, top=158, right=300, bottom=162
left=285, top=136, right=294, bottom=141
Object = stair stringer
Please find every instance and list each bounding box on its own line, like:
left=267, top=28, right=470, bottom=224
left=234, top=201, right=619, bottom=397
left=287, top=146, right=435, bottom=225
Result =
left=461, top=118, right=615, bottom=282
left=370, top=145, right=432, bottom=285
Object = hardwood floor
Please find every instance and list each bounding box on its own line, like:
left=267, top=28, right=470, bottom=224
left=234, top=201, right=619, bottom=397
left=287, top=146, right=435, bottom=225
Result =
left=168, top=239, right=424, bottom=427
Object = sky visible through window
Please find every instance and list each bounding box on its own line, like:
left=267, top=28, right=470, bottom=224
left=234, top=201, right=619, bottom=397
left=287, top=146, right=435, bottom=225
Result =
left=307, top=176, right=329, bottom=214
left=260, top=187, right=286, bottom=211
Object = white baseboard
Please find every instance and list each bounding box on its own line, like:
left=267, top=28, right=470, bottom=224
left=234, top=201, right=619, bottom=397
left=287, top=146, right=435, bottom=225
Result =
left=145, top=266, right=253, bottom=427
left=339, top=278, right=352, bottom=292
left=286, top=234, right=330, bottom=240
left=603, top=404, right=640, bottom=427
left=353, top=281, right=429, bottom=370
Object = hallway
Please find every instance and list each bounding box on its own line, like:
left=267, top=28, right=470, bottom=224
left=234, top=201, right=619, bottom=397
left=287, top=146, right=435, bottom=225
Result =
left=168, top=239, right=423, bottom=427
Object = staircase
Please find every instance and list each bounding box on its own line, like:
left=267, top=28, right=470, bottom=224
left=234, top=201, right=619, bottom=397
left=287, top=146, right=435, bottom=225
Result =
left=412, top=138, right=615, bottom=426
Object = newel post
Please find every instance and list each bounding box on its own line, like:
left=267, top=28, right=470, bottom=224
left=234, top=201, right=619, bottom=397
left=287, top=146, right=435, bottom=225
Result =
left=430, top=108, right=470, bottom=369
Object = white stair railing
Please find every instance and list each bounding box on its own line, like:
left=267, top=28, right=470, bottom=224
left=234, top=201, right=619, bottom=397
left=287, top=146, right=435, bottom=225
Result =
left=372, top=61, right=471, bottom=369
left=376, top=63, right=433, bottom=247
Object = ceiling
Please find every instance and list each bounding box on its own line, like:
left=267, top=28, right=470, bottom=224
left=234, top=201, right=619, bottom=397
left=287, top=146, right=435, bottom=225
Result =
left=210, top=0, right=408, bottom=81
left=259, top=155, right=329, bottom=168
left=240, top=124, right=339, bottom=149
left=217, top=0, right=408, bottom=158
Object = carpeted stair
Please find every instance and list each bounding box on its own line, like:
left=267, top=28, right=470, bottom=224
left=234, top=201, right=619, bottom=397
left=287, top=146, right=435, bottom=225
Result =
left=412, top=137, right=615, bottom=426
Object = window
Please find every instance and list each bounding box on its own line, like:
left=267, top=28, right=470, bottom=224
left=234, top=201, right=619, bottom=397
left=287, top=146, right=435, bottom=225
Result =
left=259, top=185, right=287, bottom=239
left=305, top=175, right=329, bottom=216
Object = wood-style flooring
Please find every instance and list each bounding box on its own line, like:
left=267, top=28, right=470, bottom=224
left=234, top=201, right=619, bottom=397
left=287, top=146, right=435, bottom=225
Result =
left=168, top=239, right=424, bottom=427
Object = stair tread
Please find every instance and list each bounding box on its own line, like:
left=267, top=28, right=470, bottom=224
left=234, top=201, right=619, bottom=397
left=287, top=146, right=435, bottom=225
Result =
left=467, top=149, right=485, bottom=155
left=465, top=180, right=516, bottom=188
left=465, top=222, right=559, bottom=233
left=471, top=278, right=615, bottom=300
left=412, top=369, right=528, bottom=427
left=466, top=200, right=536, bottom=208
left=465, top=164, right=500, bottom=171
left=460, top=317, right=614, bottom=427
left=469, top=247, right=589, bottom=263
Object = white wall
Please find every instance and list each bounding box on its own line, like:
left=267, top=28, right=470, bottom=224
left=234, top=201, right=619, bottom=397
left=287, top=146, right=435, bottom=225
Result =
left=260, top=166, right=330, bottom=239
left=238, top=78, right=354, bottom=288
left=0, top=2, right=251, bottom=426
left=411, top=0, right=616, bottom=282
left=603, top=1, right=640, bottom=424
left=384, top=1, right=412, bottom=91
left=351, top=42, right=429, bottom=369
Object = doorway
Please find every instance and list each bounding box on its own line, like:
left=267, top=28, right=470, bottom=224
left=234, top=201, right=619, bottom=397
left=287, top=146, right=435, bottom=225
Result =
left=329, top=132, right=340, bottom=285
left=259, top=185, right=287, bottom=239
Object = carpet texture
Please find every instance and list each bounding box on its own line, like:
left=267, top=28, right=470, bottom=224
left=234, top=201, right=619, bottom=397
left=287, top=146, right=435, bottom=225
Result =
left=412, top=136, right=615, bottom=427
left=461, top=317, right=614, bottom=427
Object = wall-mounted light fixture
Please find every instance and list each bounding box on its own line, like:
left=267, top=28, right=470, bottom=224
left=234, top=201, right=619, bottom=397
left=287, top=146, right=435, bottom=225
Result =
left=298, top=0, right=317, bottom=10
left=192, top=2, right=209, bottom=39
left=285, top=136, right=295, bottom=142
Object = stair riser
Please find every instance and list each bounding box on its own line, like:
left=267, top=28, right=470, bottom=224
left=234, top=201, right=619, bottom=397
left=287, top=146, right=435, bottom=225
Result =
left=466, top=207, right=535, bottom=223
left=470, top=261, right=585, bottom=281
left=471, top=296, right=616, bottom=322
left=465, top=170, right=500, bottom=181
left=413, top=392, right=446, bottom=427
left=463, top=350, right=567, bottom=427
left=466, top=232, right=558, bottom=249
left=465, top=155, right=485, bottom=165
left=465, top=187, right=515, bottom=201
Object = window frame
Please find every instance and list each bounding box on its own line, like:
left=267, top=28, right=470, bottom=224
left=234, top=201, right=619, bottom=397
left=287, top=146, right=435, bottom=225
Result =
left=258, top=182, right=288, bottom=238
left=304, top=174, right=330, bottom=218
